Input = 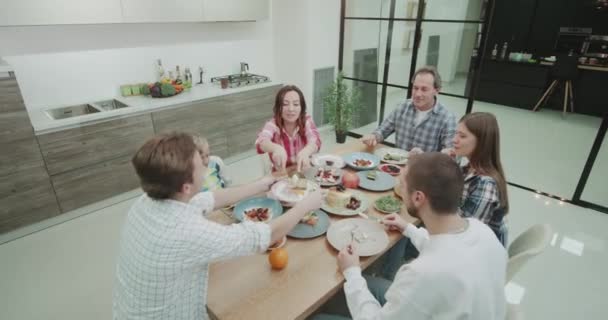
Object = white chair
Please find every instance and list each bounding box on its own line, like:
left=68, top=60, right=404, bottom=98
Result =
left=506, top=224, right=552, bottom=282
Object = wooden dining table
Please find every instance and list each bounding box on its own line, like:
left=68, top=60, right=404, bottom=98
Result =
left=206, top=140, right=417, bottom=320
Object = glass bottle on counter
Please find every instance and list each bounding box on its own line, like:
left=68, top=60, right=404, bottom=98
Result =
left=491, top=44, right=498, bottom=60
left=156, top=59, right=165, bottom=82
left=500, top=42, right=508, bottom=61
left=175, top=65, right=182, bottom=83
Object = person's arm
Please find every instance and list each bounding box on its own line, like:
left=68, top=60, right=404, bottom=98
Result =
left=460, top=177, right=500, bottom=225
left=440, top=112, right=457, bottom=150
left=343, top=265, right=430, bottom=320
left=267, top=188, right=322, bottom=244
left=404, top=223, right=430, bottom=252
left=210, top=177, right=274, bottom=209
left=296, top=117, right=322, bottom=170
left=255, top=120, right=289, bottom=170
left=372, top=107, right=399, bottom=142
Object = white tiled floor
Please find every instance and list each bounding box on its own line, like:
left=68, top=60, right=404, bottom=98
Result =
left=0, top=119, right=607, bottom=320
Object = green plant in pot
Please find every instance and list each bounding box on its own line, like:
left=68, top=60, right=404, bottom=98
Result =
left=323, top=71, right=362, bottom=143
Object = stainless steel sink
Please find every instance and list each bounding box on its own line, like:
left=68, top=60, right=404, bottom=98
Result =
left=92, top=99, right=130, bottom=111
left=44, top=104, right=101, bottom=120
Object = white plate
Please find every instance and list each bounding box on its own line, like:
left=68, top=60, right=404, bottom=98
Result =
left=270, top=179, right=317, bottom=203
left=374, top=147, right=409, bottom=165
left=311, top=154, right=345, bottom=168
left=321, top=189, right=369, bottom=216
left=326, top=218, right=389, bottom=256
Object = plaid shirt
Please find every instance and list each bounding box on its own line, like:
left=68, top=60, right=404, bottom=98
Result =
left=255, top=115, right=321, bottom=169
left=373, top=99, right=456, bottom=152
left=460, top=166, right=508, bottom=246
left=113, top=192, right=270, bottom=320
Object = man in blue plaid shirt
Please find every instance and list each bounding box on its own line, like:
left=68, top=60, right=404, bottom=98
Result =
left=361, top=66, right=456, bottom=153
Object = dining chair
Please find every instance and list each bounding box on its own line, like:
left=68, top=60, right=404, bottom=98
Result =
left=506, top=224, right=552, bottom=282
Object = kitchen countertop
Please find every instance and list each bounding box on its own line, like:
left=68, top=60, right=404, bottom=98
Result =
left=0, top=58, right=13, bottom=73
left=30, top=81, right=281, bottom=135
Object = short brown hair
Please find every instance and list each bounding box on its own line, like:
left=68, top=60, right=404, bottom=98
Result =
left=405, top=152, right=463, bottom=214
left=412, top=66, right=442, bottom=89
left=132, top=132, right=197, bottom=200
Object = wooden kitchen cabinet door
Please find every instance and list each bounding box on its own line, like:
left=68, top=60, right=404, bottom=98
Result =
left=37, top=114, right=155, bottom=176
left=225, top=85, right=279, bottom=156
left=152, top=98, right=229, bottom=159
left=51, top=155, right=139, bottom=213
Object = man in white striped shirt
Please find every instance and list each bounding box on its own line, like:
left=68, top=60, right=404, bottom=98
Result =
left=113, top=132, right=321, bottom=320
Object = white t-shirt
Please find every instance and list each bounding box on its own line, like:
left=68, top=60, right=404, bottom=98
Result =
left=414, top=108, right=432, bottom=126
left=343, top=218, right=507, bottom=320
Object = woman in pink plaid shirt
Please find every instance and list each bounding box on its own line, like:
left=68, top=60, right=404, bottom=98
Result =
left=256, top=85, right=322, bottom=172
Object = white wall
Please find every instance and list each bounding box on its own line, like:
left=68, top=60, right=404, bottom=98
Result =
left=273, top=0, right=340, bottom=119
left=1, top=22, right=275, bottom=113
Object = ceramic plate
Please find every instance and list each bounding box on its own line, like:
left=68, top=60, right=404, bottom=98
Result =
left=304, top=166, right=343, bottom=187
left=378, top=164, right=402, bottom=176
left=357, top=170, right=396, bottom=192
left=270, top=179, right=317, bottom=203
left=233, top=197, right=284, bottom=223
left=311, top=154, right=345, bottom=168
left=326, top=218, right=389, bottom=256
left=374, top=195, right=402, bottom=214
left=374, top=147, right=409, bottom=165
left=321, top=189, right=369, bottom=216
left=342, top=152, right=381, bottom=170
left=287, top=210, right=331, bottom=239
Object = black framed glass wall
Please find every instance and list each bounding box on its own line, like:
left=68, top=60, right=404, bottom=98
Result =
left=338, top=0, right=608, bottom=214
left=340, top=0, right=490, bottom=133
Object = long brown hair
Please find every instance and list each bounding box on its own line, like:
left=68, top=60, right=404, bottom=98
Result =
left=273, top=85, right=308, bottom=142
left=460, top=112, right=509, bottom=214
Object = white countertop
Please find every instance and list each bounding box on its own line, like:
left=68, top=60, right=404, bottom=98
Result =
left=0, top=58, right=13, bottom=73
left=30, top=81, right=281, bottom=135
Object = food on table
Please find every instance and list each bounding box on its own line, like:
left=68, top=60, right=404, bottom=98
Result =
left=300, top=211, right=319, bottom=226
left=383, top=152, right=406, bottom=162
left=346, top=197, right=361, bottom=210
left=268, top=247, right=288, bottom=270
left=326, top=186, right=353, bottom=208
left=315, top=167, right=339, bottom=184
left=380, top=164, right=401, bottom=175
left=375, top=195, right=402, bottom=213
left=366, top=170, right=377, bottom=180
left=352, top=158, right=373, bottom=167
left=342, top=171, right=360, bottom=188
left=244, top=207, right=271, bottom=222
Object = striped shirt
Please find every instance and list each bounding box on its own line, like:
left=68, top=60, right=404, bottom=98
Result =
left=112, top=192, right=270, bottom=320
left=255, top=115, right=321, bottom=169
left=460, top=166, right=508, bottom=246
left=373, top=99, right=456, bottom=152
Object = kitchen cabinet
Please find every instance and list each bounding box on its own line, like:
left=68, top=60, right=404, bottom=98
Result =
left=0, top=76, right=60, bottom=233
left=37, top=114, right=155, bottom=176
left=152, top=97, right=230, bottom=159
left=121, top=0, right=203, bottom=23
left=51, top=155, right=139, bottom=212
left=202, top=0, right=269, bottom=21
left=0, top=0, right=122, bottom=26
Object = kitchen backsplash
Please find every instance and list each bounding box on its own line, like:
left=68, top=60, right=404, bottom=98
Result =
left=5, top=39, right=275, bottom=114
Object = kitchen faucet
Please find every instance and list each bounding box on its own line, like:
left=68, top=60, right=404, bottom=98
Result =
left=240, top=62, right=249, bottom=76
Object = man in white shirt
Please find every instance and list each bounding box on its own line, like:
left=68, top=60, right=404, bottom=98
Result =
left=318, top=152, right=507, bottom=320
left=112, top=132, right=322, bottom=320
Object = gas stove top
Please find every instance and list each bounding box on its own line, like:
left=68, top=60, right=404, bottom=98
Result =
left=211, top=73, right=270, bottom=88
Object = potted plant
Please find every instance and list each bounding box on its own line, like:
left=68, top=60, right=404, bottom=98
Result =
left=323, top=71, right=362, bottom=143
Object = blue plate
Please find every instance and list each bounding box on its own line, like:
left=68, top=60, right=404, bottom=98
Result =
left=357, top=170, right=396, bottom=192
left=233, top=197, right=283, bottom=223
left=287, top=210, right=330, bottom=239
left=342, top=152, right=381, bottom=170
